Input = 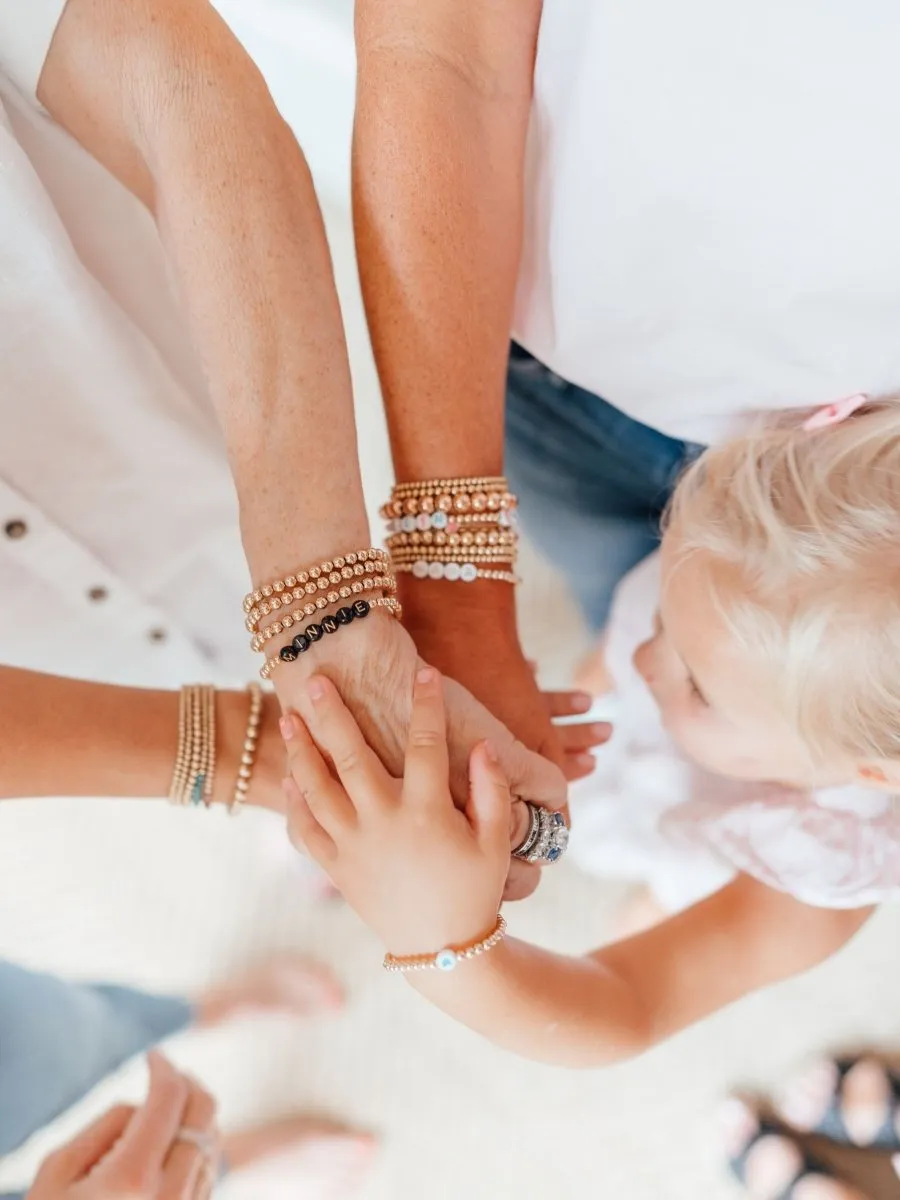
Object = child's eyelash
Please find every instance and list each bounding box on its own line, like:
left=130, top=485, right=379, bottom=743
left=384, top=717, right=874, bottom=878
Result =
left=688, top=677, right=709, bottom=706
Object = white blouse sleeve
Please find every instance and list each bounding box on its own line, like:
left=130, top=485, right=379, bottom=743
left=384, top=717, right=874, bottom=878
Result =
left=0, top=0, right=69, bottom=102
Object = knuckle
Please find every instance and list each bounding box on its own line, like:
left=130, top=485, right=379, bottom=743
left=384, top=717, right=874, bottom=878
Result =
left=335, top=747, right=361, bottom=773
left=112, top=1166, right=153, bottom=1198
left=408, top=728, right=443, bottom=751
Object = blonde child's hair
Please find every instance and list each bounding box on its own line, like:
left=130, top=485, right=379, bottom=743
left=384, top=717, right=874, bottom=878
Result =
left=666, top=397, right=900, bottom=766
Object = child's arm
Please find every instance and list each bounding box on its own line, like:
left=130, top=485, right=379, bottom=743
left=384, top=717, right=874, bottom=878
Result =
left=401, top=876, right=871, bottom=1066
left=280, top=669, right=872, bottom=1067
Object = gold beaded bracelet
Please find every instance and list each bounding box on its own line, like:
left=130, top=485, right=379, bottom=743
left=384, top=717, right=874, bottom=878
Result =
left=246, top=564, right=394, bottom=634
left=259, top=595, right=402, bottom=680
left=381, top=492, right=515, bottom=520
left=383, top=915, right=507, bottom=974
left=381, top=476, right=515, bottom=519
left=390, top=552, right=516, bottom=568
left=250, top=573, right=397, bottom=651
left=389, top=475, right=507, bottom=496
left=387, top=532, right=517, bottom=552
left=230, top=683, right=262, bottom=813
left=169, top=684, right=216, bottom=807
left=243, top=548, right=389, bottom=624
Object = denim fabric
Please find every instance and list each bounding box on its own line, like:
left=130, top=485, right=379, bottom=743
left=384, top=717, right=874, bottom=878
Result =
left=0, top=959, right=192, bottom=1158
left=505, top=343, right=703, bottom=630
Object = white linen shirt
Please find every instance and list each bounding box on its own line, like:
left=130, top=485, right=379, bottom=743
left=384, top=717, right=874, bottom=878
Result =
left=514, top=0, right=900, bottom=445
left=0, top=0, right=251, bottom=689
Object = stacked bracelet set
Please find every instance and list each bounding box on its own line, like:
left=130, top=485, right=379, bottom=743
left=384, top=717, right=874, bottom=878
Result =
left=381, top=476, right=520, bottom=586
left=169, top=683, right=262, bottom=813
left=242, top=546, right=401, bottom=680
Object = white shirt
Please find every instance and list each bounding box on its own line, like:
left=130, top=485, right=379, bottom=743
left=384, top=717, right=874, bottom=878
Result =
left=514, top=0, right=900, bottom=445
left=0, top=1, right=251, bottom=689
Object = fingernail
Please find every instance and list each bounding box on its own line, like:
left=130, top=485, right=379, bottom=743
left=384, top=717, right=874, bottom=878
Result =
left=591, top=722, right=613, bottom=739
left=416, top=667, right=436, bottom=685
left=307, top=677, right=326, bottom=703
left=484, top=739, right=498, bottom=763
left=280, top=714, right=296, bottom=740
left=576, top=753, right=595, bottom=769
left=572, top=692, right=593, bottom=712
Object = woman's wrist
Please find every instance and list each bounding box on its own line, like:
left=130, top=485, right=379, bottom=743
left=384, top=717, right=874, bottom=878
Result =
left=272, top=605, right=417, bottom=696
left=397, top=574, right=519, bottom=638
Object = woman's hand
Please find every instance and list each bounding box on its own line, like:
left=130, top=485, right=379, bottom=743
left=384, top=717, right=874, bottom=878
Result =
left=226, top=679, right=604, bottom=818
left=543, top=689, right=608, bottom=782
left=398, top=580, right=570, bottom=775
left=280, top=669, right=510, bottom=957
left=27, top=1053, right=219, bottom=1200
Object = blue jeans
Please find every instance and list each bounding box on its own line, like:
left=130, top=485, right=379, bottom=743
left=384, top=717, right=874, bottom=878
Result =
left=505, top=344, right=703, bottom=631
left=0, top=959, right=192, bottom=1197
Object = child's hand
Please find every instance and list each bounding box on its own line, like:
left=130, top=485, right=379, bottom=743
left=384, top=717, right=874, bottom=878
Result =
left=280, top=668, right=509, bottom=958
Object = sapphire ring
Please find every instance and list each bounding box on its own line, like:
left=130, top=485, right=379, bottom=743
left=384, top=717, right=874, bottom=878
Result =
left=512, top=801, right=569, bottom=865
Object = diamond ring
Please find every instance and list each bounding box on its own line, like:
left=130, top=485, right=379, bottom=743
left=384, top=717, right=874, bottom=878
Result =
left=512, top=801, right=569, bottom=865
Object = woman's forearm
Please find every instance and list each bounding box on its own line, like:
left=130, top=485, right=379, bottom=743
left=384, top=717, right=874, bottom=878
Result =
left=0, top=667, right=177, bottom=800
left=39, top=0, right=370, bottom=586
left=145, top=62, right=371, bottom=582
left=0, top=667, right=281, bottom=811
left=354, top=1, right=540, bottom=483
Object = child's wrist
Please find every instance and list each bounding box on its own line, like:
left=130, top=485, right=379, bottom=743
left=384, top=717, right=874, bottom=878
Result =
left=383, top=914, right=507, bottom=974
left=379, top=902, right=506, bottom=963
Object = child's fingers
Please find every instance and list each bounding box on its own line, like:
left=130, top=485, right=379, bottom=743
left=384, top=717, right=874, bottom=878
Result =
left=280, top=709, right=358, bottom=833
left=282, top=775, right=336, bottom=862
left=403, top=668, right=451, bottom=808
left=544, top=689, right=595, bottom=718
left=467, top=741, right=514, bottom=851
left=297, top=677, right=394, bottom=804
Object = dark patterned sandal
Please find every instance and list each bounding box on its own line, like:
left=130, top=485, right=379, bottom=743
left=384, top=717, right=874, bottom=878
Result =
left=773, top=1057, right=900, bottom=1150
left=721, top=1096, right=868, bottom=1199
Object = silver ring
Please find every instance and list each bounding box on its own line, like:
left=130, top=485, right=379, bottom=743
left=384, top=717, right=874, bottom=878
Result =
left=512, top=802, right=569, bottom=865
left=175, top=1127, right=216, bottom=1157
left=512, top=801, right=541, bottom=860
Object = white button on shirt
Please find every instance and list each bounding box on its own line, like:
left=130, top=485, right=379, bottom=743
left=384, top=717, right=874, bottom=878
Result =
left=0, top=1, right=253, bottom=689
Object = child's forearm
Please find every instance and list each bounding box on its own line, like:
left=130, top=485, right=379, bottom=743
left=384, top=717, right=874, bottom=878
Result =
left=400, top=881, right=875, bottom=1068
left=405, top=936, right=650, bottom=1068
left=0, top=666, right=280, bottom=810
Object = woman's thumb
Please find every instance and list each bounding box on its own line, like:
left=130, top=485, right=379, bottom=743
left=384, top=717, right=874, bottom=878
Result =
left=467, top=741, right=512, bottom=846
